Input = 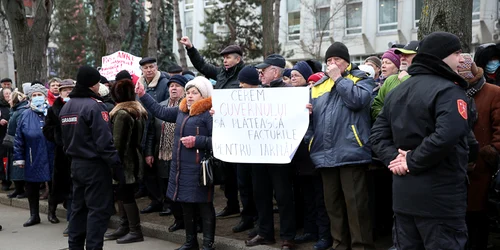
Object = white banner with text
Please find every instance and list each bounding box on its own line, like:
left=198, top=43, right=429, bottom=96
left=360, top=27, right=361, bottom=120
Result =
left=99, top=51, right=142, bottom=81
left=212, top=87, right=310, bottom=164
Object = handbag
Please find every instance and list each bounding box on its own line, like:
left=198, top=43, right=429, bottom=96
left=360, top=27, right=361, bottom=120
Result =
left=2, top=134, right=14, bottom=148
left=199, top=149, right=225, bottom=187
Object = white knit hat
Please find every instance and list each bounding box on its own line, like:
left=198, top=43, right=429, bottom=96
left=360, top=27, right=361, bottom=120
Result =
left=185, top=76, right=213, bottom=98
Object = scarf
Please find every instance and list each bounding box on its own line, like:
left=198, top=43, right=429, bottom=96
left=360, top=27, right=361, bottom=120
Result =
left=30, top=101, right=49, bottom=116
left=158, top=98, right=182, bottom=161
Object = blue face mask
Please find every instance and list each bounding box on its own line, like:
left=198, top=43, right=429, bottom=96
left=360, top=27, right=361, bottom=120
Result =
left=486, top=60, right=500, bottom=74
left=31, top=96, right=45, bottom=107
left=63, top=97, right=70, bottom=102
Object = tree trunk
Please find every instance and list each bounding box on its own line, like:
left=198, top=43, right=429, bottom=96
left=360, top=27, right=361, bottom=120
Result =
left=273, top=0, right=280, bottom=53
left=147, top=0, right=160, bottom=57
left=418, top=0, right=472, bottom=52
left=173, top=0, right=187, bottom=69
left=225, top=0, right=237, bottom=44
left=261, top=0, right=275, bottom=57
left=94, top=0, right=132, bottom=54
left=2, top=0, right=53, bottom=86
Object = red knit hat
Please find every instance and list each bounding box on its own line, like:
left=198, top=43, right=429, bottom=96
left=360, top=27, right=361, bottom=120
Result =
left=307, top=72, right=325, bottom=83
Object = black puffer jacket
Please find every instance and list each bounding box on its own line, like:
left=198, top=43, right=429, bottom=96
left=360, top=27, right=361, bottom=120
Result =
left=370, top=53, right=472, bottom=218
left=186, top=47, right=244, bottom=89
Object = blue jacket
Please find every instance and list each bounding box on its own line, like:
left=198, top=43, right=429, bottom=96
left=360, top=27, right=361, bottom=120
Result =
left=7, top=100, right=29, bottom=136
left=306, top=64, right=374, bottom=168
left=13, top=109, right=55, bottom=182
left=140, top=93, right=213, bottom=203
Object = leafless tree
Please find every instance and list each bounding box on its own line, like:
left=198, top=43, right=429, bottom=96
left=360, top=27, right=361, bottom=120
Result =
left=94, top=0, right=132, bottom=54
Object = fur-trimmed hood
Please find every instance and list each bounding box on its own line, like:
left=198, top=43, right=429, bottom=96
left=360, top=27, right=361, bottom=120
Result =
left=179, top=97, right=212, bottom=116
left=110, top=101, right=148, bottom=120
left=467, top=67, right=484, bottom=85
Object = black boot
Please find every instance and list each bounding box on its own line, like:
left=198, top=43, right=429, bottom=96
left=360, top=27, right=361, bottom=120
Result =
left=105, top=202, right=129, bottom=240
left=48, top=202, right=60, bottom=224
left=23, top=184, right=40, bottom=227
left=117, top=203, right=144, bottom=244
left=201, top=206, right=216, bottom=250
left=176, top=206, right=199, bottom=250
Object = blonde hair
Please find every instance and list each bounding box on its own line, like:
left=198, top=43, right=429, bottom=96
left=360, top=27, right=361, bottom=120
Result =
left=10, top=90, right=26, bottom=108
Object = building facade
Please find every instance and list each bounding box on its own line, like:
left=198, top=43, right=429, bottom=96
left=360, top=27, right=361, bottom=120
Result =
left=174, top=0, right=498, bottom=66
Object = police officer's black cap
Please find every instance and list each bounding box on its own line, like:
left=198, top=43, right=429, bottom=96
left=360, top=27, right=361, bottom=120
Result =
left=0, top=78, right=12, bottom=83
left=167, top=64, right=183, bottom=74
left=219, top=45, right=243, bottom=56
left=76, top=65, right=101, bottom=87
left=139, top=57, right=157, bottom=66
left=255, top=54, right=286, bottom=69
left=100, top=75, right=109, bottom=84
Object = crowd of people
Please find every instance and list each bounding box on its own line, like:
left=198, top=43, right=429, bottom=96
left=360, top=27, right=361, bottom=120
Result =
left=0, top=30, right=498, bottom=250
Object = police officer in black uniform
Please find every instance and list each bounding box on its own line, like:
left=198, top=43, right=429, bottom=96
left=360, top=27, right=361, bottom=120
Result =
left=60, top=66, right=124, bottom=250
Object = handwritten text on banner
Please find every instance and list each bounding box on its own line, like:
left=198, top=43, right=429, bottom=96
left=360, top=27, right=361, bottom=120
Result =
left=212, top=87, right=309, bottom=164
left=99, top=51, right=142, bottom=81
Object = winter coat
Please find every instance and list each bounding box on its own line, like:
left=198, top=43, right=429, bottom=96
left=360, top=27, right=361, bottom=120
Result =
left=6, top=100, right=29, bottom=181
left=306, top=64, right=374, bottom=168
left=101, top=94, right=115, bottom=112
left=140, top=93, right=213, bottom=203
left=13, top=109, right=55, bottom=182
left=0, top=99, right=11, bottom=143
left=110, top=101, right=148, bottom=184
left=187, top=46, right=244, bottom=89
left=43, top=97, right=72, bottom=202
left=371, top=74, right=411, bottom=121
left=370, top=53, right=471, bottom=218
left=466, top=69, right=500, bottom=211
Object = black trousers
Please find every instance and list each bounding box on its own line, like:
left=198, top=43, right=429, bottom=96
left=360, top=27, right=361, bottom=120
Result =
left=298, top=173, right=331, bottom=240
left=252, top=164, right=296, bottom=241
left=49, top=146, right=72, bottom=206
left=222, top=162, right=239, bottom=209
left=68, top=160, right=113, bottom=250
left=182, top=202, right=216, bottom=242
left=144, top=161, right=162, bottom=205
left=393, top=212, right=468, bottom=250
left=237, top=163, right=257, bottom=222
left=466, top=211, right=489, bottom=250
left=116, top=183, right=136, bottom=204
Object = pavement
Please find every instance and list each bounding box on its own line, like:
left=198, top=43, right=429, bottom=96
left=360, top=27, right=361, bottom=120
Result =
left=0, top=203, right=180, bottom=250
left=0, top=194, right=279, bottom=250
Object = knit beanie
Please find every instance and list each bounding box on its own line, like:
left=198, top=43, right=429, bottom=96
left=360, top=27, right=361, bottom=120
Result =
left=238, top=66, right=261, bottom=86
left=168, top=75, right=189, bottom=87
left=382, top=49, right=401, bottom=69
left=292, top=61, right=313, bottom=80
left=283, top=69, right=292, bottom=78
left=185, top=76, right=214, bottom=98
left=76, top=65, right=101, bottom=87
left=418, top=32, right=462, bottom=60
left=307, top=72, right=325, bottom=83
left=365, top=56, right=382, bottom=69
left=27, top=83, right=48, bottom=97
left=115, top=70, right=132, bottom=81
left=325, top=42, right=350, bottom=63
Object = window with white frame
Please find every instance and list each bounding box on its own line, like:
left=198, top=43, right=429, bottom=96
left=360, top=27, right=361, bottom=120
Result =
left=346, top=0, right=362, bottom=35
left=351, top=55, right=367, bottom=67
left=414, top=0, right=423, bottom=28
left=205, top=0, right=217, bottom=8
left=472, top=0, right=480, bottom=21
left=315, top=0, right=330, bottom=37
left=378, top=0, right=398, bottom=32
left=287, top=0, right=301, bottom=41
left=185, top=0, right=194, bottom=10
left=185, top=10, right=193, bottom=40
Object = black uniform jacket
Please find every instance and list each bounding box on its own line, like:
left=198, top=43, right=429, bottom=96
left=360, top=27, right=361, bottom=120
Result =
left=59, top=85, right=121, bottom=168
left=370, top=53, right=471, bottom=218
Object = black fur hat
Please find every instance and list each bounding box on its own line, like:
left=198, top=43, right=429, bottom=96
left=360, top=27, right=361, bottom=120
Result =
left=110, top=79, right=135, bottom=103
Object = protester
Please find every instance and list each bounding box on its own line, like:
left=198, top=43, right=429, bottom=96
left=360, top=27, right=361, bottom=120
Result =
left=246, top=54, right=295, bottom=250
left=379, top=49, right=400, bottom=82
left=180, top=36, right=244, bottom=218
left=370, top=32, right=471, bottom=250
left=357, top=65, right=375, bottom=79
left=0, top=88, right=12, bottom=193
left=290, top=61, right=313, bottom=87
left=307, top=72, right=325, bottom=86
left=5, top=91, right=28, bottom=199
left=43, top=79, right=75, bottom=234
left=474, top=42, right=500, bottom=85
left=13, top=84, right=55, bottom=227
left=136, top=76, right=216, bottom=250
left=107, top=78, right=148, bottom=244
left=99, top=83, right=115, bottom=112
left=371, top=41, right=418, bottom=120
left=306, top=42, right=375, bottom=250
left=0, top=78, right=12, bottom=89
left=230, top=66, right=259, bottom=234
left=60, top=66, right=124, bottom=249
left=458, top=55, right=500, bottom=250
left=364, top=56, right=382, bottom=80
left=138, top=57, right=171, bottom=214
left=47, top=78, right=61, bottom=106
